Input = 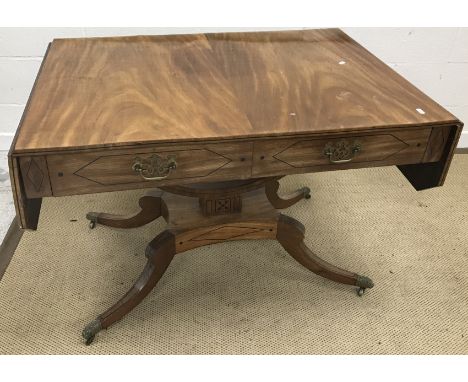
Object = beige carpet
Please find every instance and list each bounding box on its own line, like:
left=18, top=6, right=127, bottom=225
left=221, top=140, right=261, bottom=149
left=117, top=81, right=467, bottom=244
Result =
left=1, top=156, right=467, bottom=354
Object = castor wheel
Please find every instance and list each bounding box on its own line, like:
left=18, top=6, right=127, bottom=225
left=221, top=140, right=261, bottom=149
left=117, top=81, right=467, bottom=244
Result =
left=303, top=187, right=311, bottom=200
left=356, top=275, right=374, bottom=297
left=84, top=335, right=95, bottom=346
left=82, top=319, right=102, bottom=345
left=86, top=212, right=99, bottom=229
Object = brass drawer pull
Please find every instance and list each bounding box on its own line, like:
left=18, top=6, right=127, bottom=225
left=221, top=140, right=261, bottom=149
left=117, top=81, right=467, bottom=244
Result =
left=324, top=140, right=361, bottom=164
left=132, top=154, right=177, bottom=181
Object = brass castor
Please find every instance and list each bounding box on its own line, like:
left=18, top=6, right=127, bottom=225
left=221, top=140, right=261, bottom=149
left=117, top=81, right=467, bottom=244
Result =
left=84, top=334, right=95, bottom=346
left=82, top=319, right=102, bottom=345
left=86, top=212, right=98, bottom=229
left=356, top=275, right=374, bottom=297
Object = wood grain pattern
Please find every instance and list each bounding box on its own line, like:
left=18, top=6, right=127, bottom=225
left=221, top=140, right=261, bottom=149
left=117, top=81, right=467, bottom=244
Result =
left=398, top=123, right=464, bottom=190
left=8, top=44, right=52, bottom=229
left=164, top=186, right=278, bottom=231
left=96, top=230, right=176, bottom=332
left=7, top=29, right=462, bottom=339
left=422, top=125, right=453, bottom=163
left=84, top=178, right=287, bottom=233
left=277, top=214, right=361, bottom=286
left=14, top=34, right=252, bottom=153
left=82, top=180, right=371, bottom=343
left=12, top=29, right=458, bottom=153
left=265, top=178, right=310, bottom=209
left=160, top=178, right=270, bottom=197
left=175, top=220, right=277, bottom=253
left=47, top=141, right=253, bottom=196
left=252, top=127, right=431, bottom=177
left=26, top=125, right=449, bottom=199
left=8, top=29, right=463, bottom=230
left=87, top=189, right=166, bottom=229
left=208, top=30, right=456, bottom=138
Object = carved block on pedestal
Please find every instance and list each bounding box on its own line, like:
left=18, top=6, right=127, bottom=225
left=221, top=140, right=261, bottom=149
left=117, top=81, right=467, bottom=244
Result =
left=200, top=195, right=242, bottom=216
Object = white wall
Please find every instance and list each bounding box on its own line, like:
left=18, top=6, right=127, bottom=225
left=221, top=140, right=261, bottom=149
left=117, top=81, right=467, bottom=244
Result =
left=0, top=27, right=467, bottom=151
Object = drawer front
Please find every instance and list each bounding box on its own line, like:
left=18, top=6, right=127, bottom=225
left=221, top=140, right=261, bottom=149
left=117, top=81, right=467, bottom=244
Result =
left=22, top=127, right=441, bottom=198
left=252, top=128, right=432, bottom=177
left=47, top=142, right=253, bottom=196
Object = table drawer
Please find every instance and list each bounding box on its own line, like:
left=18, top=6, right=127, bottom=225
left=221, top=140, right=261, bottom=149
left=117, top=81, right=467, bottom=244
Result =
left=47, top=141, right=253, bottom=196
left=252, top=128, right=433, bottom=177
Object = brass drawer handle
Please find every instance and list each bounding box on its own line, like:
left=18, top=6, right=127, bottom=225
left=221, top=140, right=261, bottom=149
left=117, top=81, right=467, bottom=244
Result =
left=324, top=140, right=361, bottom=164
left=132, top=154, right=177, bottom=181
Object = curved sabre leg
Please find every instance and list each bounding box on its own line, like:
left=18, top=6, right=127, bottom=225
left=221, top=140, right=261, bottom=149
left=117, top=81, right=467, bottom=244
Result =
left=265, top=179, right=311, bottom=209
left=86, top=190, right=166, bottom=229
left=82, top=231, right=176, bottom=345
left=276, top=215, right=374, bottom=295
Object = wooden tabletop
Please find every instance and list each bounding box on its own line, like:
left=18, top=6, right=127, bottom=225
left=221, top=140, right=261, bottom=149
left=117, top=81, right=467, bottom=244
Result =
left=13, top=28, right=457, bottom=153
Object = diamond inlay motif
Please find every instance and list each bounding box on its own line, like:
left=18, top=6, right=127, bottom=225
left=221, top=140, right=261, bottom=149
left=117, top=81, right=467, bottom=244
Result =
left=26, top=158, right=44, bottom=192
left=191, top=226, right=262, bottom=241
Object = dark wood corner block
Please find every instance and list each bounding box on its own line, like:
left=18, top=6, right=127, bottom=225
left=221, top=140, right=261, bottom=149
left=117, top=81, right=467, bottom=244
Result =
left=398, top=123, right=463, bottom=190
left=6, top=29, right=464, bottom=344
left=18, top=156, right=52, bottom=198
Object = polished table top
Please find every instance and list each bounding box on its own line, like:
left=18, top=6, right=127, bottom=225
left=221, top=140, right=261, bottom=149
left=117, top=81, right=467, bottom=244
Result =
left=13, top=28, right=457, bottom=154
left=8, top=29, right=463, bottom=231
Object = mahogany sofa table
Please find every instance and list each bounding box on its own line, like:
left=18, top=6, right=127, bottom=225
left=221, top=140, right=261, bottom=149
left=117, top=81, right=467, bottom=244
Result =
left=8, top=29, right=463, bottom=345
